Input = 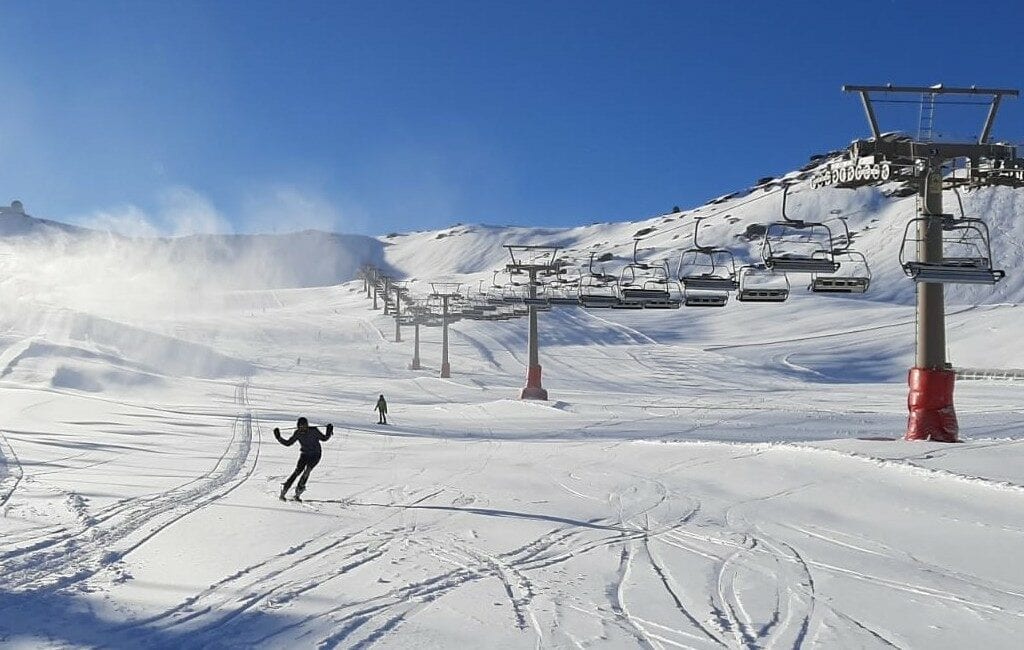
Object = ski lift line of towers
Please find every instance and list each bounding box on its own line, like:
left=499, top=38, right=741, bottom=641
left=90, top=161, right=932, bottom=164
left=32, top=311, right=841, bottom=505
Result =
left=355, top=177, right=917, bottom=395
left=361, top=183, right=884, bottom=322
left=357, top=83, right=1021, bottom=443
left=357, top=172, right=1008, bottom=397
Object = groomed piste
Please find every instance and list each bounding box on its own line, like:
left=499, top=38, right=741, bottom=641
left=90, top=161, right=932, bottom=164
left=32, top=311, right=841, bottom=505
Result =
left=2, top=163, right=1024, bottom=648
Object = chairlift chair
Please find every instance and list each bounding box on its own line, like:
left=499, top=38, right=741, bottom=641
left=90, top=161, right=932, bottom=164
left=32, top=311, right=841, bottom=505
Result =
left=548, top=281, right=582, bottom=306
left=579, top=252, right=621, bottom=308
left=641, top=261, right=682, bottom=309
left=676, top=218, right=740, bottom=292
left=611, top=297, right=645, bottom=309
left=736, top=264, right=791, bottom=302
left=684, top=290, right=729, bottom=307
left=501, top=280, right=527, bottom=304
left=810, top=219, right=871, bottom=294
left=460, top=300, right=485, bottom=318
left=484, top=272, right=507, bottom=305
left=473, top=280, right=499, bottom=311
left=548, top=264, right=583, bottom=306
left=617, top=240, right=673, bottom=306
left=617, top=274, right=672, bottom=304
left=522, top=281, right=552, bottom=310
left=761, top=185, right=840, bottom=274
left=898, top=190, right=1005, bottom=285
left=812, top=250, right=871, bottom=293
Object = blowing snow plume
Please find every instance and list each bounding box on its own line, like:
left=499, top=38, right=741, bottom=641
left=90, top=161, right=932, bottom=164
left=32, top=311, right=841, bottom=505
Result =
left=0, top=202, right=388, bottom=318
left=0, top=201, right=390, bottom=387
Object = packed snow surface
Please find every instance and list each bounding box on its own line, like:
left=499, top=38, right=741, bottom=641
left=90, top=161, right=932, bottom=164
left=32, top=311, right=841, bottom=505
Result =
left=2, top=181, right=1024, bottom=649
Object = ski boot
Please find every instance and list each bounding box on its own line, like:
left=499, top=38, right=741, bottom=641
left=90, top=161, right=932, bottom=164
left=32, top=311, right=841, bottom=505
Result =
left=279, top=486, right=288, bottom=501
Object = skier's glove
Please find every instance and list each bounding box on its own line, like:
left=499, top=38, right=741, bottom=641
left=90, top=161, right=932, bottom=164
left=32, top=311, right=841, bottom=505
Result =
left=273, top=427, right=280, bottom=435
left=326, top=423, right=334, bottom=434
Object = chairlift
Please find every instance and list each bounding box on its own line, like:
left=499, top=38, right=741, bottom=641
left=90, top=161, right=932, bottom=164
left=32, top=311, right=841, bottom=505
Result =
left=736, top=264, right=791, bottom=302
left=761, top=185, right=840, bottom=274
left=684, top=290, right=729, bottom=307
left=470, top=280, right=498, bottom=311
left=460, top=298, right=485, bottom=318
left=676, top=217, right=740, bottom=292
left=482, top=271, right=507, bottom=305
left=549, top=281, right=582, bottom=306
left=810, top=218, right=872, bottom=294
left=501, top=280, right=528, bottom=304
left=579, top=252, right=621, bottom=308
left=618, top=239, right=673, bottom=305
left=898, top=189, right=1005, bottom=285
left=522, top=281, right=552, bottom=310
left=548, top=262, right=582, bottom=305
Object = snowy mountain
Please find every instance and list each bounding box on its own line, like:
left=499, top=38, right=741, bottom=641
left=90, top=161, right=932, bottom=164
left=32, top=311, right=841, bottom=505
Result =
left=376, top=182, right=1024, bottom=308
left=2, top=159, right=1024, bottom=648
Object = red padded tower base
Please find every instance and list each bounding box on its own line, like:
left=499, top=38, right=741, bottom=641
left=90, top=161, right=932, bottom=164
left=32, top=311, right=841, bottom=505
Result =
left=520, top=365, right=548, bottom=400
left=906, top=367, right=959, bottom=442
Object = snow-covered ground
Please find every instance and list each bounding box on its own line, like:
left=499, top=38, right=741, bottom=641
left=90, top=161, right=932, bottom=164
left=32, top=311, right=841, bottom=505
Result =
left=2, top=179, right=1023, bottom=648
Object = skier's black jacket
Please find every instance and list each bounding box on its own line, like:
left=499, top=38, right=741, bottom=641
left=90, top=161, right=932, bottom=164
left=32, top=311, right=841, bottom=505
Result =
left=275, top=425, right=332, bottom=456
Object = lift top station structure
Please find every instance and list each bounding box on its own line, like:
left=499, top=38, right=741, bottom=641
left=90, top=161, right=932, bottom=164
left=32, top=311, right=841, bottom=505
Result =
left=813, top=83, right=1023, bottom=442
left=505, top=245, right=561, bottom=400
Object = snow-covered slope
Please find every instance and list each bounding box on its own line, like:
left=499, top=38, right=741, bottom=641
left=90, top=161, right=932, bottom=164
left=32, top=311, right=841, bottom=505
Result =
left=379, top=182, right=1024, bottom=308
left=2, top=160, right=1024, bottom=649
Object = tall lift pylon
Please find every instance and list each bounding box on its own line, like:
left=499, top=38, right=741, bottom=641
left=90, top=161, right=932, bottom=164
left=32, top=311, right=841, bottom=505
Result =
left=824, top=83, right=1022, bottom=442
left=429, top=283, right=462, bottom=379
left=505, top=245, right=561, bottom=400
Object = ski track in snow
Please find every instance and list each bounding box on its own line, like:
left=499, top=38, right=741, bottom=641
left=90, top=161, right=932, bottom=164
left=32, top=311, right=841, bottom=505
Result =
left=0, top=431, right=25, bottom=514
left=5, top=188, right=1024, bottom=647
left=0, top=380, right=259, bottom=596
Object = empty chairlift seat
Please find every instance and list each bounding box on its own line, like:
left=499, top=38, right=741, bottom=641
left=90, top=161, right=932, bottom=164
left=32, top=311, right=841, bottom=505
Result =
left=579, top=251, right=622, bottom=308
left=899, top=215, right=1006, bottom=285
left=762, top=226, right=840, bottom=273
left=761, top=184, right=840, bottom=274
left=811, top=236, right=872, bottom=294
left=676, top=217, right=738, bottom=307
left=617, top=239, right=680, bottom=308
left=521, top=282, right=552, bottom=310
left=736, top=265, right=790, bottom=302
left=684, top=291, right=729, bottom=307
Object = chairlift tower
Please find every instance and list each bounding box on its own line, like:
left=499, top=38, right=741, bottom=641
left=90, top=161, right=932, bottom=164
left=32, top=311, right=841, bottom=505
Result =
left=391, top=282, right=408, bottom=342
left=410, top=318, right=422, bottom=369
left=429, top=283, right=462, bottom=378
left=359, top=265, right=371, bottom=296
left=814, top=83, right=1023, bottom=442
left=505, top=245, right=560, bottom=400
left=407, top=300, right=427, bottom=370
left=380, top=276, right=393, bottom=316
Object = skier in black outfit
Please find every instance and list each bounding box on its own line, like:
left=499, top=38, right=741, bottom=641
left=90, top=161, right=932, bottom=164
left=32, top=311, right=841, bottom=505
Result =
left=274, top=417, right=333, bottom=501
left=375, top=394, right=388, bottom=424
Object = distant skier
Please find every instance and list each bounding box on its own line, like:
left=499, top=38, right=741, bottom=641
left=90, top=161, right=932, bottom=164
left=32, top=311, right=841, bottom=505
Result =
left=274, top=417, right=333, bottom=501
left=375, top=394, right=388, bottom=424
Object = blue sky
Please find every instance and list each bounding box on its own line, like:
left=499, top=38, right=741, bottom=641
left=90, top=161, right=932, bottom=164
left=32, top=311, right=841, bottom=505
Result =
left=1, top=1, right=1022, bottom=236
